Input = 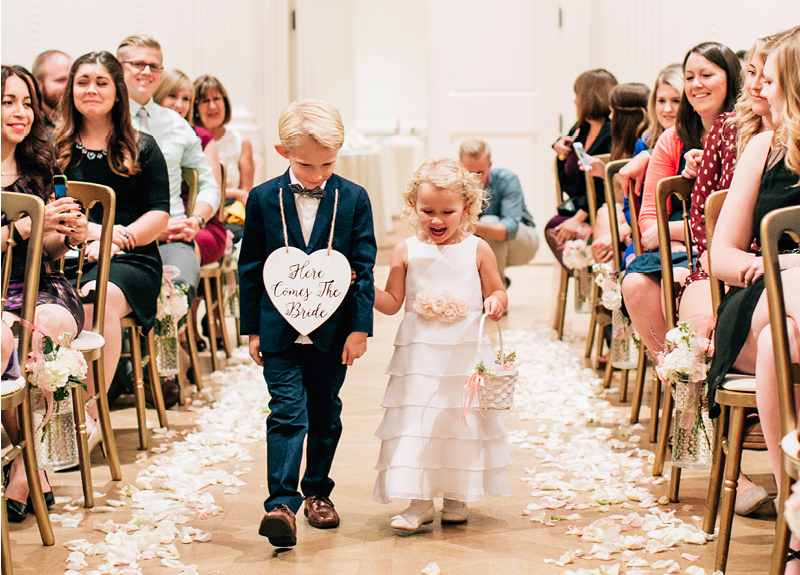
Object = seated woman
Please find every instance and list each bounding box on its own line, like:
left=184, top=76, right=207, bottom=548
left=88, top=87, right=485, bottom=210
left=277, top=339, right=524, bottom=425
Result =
left=580, top=82, right=651, bottom=264
left=707, top=28, right=800, bottom=570
left=53, top=52, right=170, bottom=425
left=621, top=42, right=741, bottom=355
left=192, top=75, right=254, bottom=242
left=153, top=69, right=227, bottom=267
left=1, top=65, right=89, bottom=522
left=545, top=68, right=617, bottom=264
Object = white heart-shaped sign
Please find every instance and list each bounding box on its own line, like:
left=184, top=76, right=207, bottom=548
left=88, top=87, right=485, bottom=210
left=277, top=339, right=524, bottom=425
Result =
left=263, top=247, right=351, bottom=336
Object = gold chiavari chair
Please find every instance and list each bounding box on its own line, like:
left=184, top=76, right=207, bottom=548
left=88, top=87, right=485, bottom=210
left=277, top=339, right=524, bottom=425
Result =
left=762, top=205, right=800, bottom=575
left=1, top=192, right=54, bottom=575
left=553, top=154, right=610, bottom=339
left=653, top=175, right=695, bottom=502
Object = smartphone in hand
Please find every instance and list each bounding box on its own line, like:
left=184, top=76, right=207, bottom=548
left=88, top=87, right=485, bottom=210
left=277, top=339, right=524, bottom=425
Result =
left=53, top=175, right=68, bottom=199
left=572, top=141, right=593, bottom=169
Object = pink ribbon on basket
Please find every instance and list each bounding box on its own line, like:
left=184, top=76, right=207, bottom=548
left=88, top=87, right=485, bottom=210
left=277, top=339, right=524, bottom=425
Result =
left=462, top=372, right=489, bottom=425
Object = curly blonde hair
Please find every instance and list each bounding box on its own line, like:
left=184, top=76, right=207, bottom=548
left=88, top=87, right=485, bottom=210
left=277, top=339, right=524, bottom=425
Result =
left=402, top=157, right=486, bottom=239
left=769, top=26, right=800, bottom=180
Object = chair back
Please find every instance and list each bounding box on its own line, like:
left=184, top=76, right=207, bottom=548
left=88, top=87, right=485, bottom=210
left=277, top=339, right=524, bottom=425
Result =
left=603, top=159, right=631, bottom=270
left=554, top=155, right=563, bottom=204
left=762, top=205, right=800, bottom=440
left=1, top=192, right=45, bottom=366
left=704, top=190, right=728, bottom=318
left=655, top=175, right=695, bottom=330
left=628, top=182, right=645, bottom=257
left=66, top=182, right=116, bottom=335
left=584, top=153, right=610, bottom=229
left=218, top=163, right=227, bottom=219
left=183, top=168, right=199, bottom=215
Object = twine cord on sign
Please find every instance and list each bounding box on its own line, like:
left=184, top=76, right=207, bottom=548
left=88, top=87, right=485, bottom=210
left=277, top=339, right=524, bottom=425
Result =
left=278, top=187, right=340, bottom=255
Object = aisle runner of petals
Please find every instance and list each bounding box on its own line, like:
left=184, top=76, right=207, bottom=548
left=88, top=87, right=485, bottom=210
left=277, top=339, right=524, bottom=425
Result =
left=57, top=348, right=268, bottom=575
left=504, top=330, right=722, bottom=575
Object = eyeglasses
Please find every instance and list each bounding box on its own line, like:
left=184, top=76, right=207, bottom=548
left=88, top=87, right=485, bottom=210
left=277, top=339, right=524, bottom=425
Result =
left=122, top=61, right=163, bottom=73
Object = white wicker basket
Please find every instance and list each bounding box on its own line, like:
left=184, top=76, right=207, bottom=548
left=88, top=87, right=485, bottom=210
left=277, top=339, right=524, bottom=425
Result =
left=475, top=314, right=518, bottom=410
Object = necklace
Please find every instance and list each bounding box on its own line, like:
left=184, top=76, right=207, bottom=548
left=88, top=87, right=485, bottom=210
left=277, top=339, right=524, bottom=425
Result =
left=77, top=140, right=108, bottom=160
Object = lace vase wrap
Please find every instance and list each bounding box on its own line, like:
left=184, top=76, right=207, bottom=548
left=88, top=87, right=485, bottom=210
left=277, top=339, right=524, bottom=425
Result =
left=413, top=290, right=470, bottom=323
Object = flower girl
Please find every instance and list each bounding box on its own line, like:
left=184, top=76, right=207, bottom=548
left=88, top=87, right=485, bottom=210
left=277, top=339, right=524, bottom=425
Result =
left=373, top=158, right=512, bottom=530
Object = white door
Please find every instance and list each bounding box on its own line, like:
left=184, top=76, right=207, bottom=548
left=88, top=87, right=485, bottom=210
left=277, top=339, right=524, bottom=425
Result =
left=427, top=0, right=563, bottom=263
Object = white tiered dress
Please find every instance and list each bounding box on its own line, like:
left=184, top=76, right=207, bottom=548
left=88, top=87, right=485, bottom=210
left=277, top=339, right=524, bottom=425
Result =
left=373, top=235, right=512, bottom=503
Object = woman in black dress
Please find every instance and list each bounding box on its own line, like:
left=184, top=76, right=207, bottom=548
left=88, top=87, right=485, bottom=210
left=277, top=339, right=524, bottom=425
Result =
left=53, top=52, right=170, bottom=437
left=1, top=65, right=89, bottom=521
left=707, top=27, right=800, bottom=568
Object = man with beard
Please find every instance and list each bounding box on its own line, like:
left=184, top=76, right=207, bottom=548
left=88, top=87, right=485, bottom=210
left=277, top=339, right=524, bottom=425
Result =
left=32, top=49, right=72, bottom=133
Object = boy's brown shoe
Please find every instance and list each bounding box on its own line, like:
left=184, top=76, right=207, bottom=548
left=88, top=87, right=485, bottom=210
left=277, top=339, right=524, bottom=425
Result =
left=304, top=495, right=340, bottom=529
left=259, top=504, right=297, bottom=547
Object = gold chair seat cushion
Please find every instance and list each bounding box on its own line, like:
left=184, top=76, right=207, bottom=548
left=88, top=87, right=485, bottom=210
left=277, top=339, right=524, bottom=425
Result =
left=1, top=376, right=26, bottom=397
left=719, top=374, right=756, bottom=393
left=70, top=330, right=105, bottom=352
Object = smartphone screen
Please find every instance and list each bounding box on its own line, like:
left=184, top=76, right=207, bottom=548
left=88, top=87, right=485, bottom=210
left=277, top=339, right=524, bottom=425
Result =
left=53, top=175, right=67, bottom=199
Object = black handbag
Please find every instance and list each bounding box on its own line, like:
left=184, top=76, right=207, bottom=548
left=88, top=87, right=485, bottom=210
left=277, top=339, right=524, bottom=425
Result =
left=557, top=198, right=578, bottom=218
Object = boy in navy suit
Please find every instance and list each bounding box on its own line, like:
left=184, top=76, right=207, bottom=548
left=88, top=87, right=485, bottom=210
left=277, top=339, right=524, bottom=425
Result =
left=238, top=100, right=376, bottom=547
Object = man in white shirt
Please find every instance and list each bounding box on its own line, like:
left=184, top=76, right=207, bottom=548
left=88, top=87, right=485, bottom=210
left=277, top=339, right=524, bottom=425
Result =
left=117, top=34, right=220, bottom=296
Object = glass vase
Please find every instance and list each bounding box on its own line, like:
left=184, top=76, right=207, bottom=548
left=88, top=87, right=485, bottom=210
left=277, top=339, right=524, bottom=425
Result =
left=611, top=309, right=640, bottom=369
left=573, top=266, right=592, bottom=314
left=155, top=315, right=180, bottom=376
left=672, top=377, right=714, bottom=469
left=31, top=387, right=79, bottom=471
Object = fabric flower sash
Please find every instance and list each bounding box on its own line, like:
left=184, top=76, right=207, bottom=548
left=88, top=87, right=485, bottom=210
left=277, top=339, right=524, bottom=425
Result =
left=413, top=290, right=470, bottom=322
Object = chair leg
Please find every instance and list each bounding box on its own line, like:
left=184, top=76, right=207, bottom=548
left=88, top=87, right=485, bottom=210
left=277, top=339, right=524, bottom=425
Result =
left=214, top=274, right=233, bottom=358
left=669, top=465, right=681, bottom=503
left=771, top=462, right=793, bottom=575
left=653, top=382, right=673, bottom=476
left=585, top=286, right=598, bottom=360
left=93, top=352, right=121, bottom=480
left=145, top=329, right=169, bottom=429
left=619, top=369, right=629, bottom=403
left=129, top=327, right=148, bottom=450
left=71, top=386, right=93, bottom=507
left=703, top=404, right=729, bottom=537
left=715, top=406, right=746, bottom=574
left=203, top=277, right=220, bottom=372
left=649, top=364, right=661, bottom=444
left=1, top=481, right=12, bottom=575
left=630, top=350, right=648, bottom=425
left=18, top=395, right=54, bottom=545
left=602, top=358, right=614, bottom=389
left=185, top=301, right=204, bottom=390
left=554, top=268, right=569, bottom=340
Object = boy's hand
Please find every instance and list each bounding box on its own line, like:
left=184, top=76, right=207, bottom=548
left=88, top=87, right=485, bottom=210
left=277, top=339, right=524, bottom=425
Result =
left=248, top=335, right=263, bottom=366
left=342, top=331, right=367, bottom=366
left=483, top=296, right=505, bottom=321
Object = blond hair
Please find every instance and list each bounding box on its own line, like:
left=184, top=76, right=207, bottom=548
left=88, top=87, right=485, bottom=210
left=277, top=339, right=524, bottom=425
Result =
left=769, top=25, right=800, bottom=178
left=152, top=69, right=193, bottom=117
left=735, top=30, right=794, bottom=157
left=116, top=34, right=162, bottom=62
left=459, top=139, right=491, bottom=162
left=278, top=99, right=344, bottom=151
left=402, top=158, right=486, bottom=239
left=641, top=64, right=683, bottom=148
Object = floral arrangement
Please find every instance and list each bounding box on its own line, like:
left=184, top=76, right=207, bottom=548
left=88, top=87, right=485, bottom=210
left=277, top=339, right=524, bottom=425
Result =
left=656, top=322, right=714, bottom=466
left=496, top=350, right=517, bottom=370
left=593, top=263, right=622, bottom=311
left=784, top=478, right=800, bottom=538
left=562, top=239, right=593, bottom=270
left=413, top=290, right=470, bottom=322
left=156, top=275, right=190, bottom=324
left=26, top=333, right=88, bottom=402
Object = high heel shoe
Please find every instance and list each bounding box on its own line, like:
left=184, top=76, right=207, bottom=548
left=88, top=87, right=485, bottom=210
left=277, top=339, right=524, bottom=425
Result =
left=6, top=498, right=27, bottom=523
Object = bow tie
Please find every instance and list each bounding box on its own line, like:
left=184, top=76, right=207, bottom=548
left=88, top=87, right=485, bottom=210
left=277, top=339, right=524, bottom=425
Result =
left=289, top=183, right=326, bottom=200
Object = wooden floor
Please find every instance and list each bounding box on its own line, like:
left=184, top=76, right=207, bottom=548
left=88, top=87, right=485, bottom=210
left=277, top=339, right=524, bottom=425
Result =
left=4, top=225, right=781, bottom=575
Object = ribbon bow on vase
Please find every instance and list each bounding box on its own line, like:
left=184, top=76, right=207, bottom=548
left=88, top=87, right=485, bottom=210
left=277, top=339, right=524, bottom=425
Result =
left=289, top=183, right=326, bottom=200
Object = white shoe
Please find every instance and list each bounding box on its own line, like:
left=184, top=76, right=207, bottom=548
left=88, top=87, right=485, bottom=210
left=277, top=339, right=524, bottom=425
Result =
left=390, top=500, right=435, bottom=531
left=441, top=499, right=468, bottom=524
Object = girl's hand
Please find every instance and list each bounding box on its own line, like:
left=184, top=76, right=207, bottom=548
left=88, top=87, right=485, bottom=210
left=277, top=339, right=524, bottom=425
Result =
left=555, top=215, right=583, bottom=244
left=580, top=155, right=606, bottom=178
left=112, top=224, right=137, bottom=251
left=682, top=149, right=703, bottom=179
left=641, top=225, right=660, bottom=251
left=591, top=233, right=614, bottom=263
left=741, top=256, right=764, bottom=287
left=618, top=151, right=650, bottom=198
left=44, top=197, right=84, bottom=236
left=483, top=295, right=505, bottom=321
left=553, top=135, right=575, bottom=159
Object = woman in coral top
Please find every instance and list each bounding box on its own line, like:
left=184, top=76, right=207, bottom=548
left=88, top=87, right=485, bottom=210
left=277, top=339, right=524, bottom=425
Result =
left=621, top=41, right=741, bottom=355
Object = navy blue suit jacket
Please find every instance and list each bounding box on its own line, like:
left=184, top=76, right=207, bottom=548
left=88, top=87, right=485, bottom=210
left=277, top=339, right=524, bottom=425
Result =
left=238, top=171, right=376, bottom=354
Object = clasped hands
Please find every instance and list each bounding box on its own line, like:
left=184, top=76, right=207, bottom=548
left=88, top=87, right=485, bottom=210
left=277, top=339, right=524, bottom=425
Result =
left=158, top=216, right=201, bottom=244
